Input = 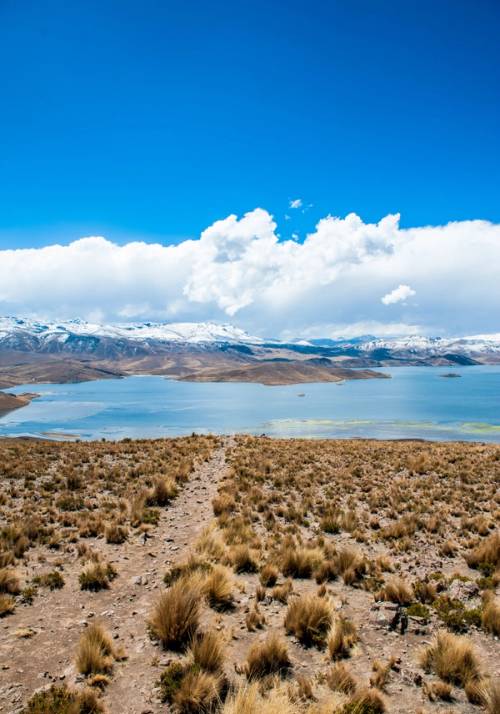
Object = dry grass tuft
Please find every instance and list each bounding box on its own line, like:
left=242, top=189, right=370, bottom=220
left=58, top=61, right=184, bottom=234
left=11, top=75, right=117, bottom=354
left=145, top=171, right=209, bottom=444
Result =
left=327, top=662, right=357, bottom=694
left=149, top=576, right=200, bottom=650
left=0, top=567, right=20, bottom=594
left=481, top=592, right=500, bottom=636
left=20, top=684, right=105, bottom=713
left=190, top=629, right=225, bottom=674
left=377, top=577, right=414, bottom=605
left=419, top=630, right=481, bottom=687
left=260, top=563, right=279, bottom=587
left=285, top=594, right=333, bottom=647
left=75, top=622, right=116, bottom=676
left=343, top=687, right=386, bottom=713
left=328, top=617, right=358, bottom=659
left=202, top=565, right=234, bottom=610
left=245, top=632, right=291, bottom=679
left=173, top=669, right=221, bottom=713
left=0, top=594, right=15, bottom=617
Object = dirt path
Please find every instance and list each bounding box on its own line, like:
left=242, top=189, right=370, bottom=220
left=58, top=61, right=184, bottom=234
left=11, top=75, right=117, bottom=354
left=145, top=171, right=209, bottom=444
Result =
left=0, top=437, right=232, bottom=714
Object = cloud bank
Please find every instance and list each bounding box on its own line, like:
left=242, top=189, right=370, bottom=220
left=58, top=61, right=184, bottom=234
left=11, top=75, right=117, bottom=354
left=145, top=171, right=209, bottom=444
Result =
left=0, top=209, right=499, bottom=338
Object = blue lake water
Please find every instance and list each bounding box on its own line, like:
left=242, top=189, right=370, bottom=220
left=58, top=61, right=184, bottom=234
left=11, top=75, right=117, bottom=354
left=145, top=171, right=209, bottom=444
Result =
left=1, top=366, right=500, bottom=441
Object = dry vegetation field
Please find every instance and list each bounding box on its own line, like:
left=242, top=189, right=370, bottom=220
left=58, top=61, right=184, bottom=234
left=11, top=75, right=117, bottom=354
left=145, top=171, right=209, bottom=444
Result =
left=0, top=435, right=499, bottom=713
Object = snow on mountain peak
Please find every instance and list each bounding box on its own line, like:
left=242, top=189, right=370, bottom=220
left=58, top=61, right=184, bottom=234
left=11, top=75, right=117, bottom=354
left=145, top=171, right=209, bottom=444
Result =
left=0, top=317, right=262, bottom=345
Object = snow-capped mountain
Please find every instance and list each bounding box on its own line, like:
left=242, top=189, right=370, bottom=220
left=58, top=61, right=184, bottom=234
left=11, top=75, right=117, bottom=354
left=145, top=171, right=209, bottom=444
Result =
left=356, top=334, right=500, bottom=355
left=0, top=316, right=262, bottom=356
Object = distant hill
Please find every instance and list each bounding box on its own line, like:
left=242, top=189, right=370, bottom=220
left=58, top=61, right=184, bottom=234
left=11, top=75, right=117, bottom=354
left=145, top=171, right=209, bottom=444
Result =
left=0, top=317, right=499, bottom=389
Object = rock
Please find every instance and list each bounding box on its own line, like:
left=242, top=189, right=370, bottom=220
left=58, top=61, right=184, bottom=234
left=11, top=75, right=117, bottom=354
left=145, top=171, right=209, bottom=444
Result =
left=448, top=579, right=478, bottom=601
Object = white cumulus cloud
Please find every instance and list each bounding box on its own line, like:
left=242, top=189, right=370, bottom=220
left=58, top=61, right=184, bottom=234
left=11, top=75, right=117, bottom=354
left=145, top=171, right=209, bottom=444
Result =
left=289, top=198, right=302, bottom=209
left=381, top=284, right=416, bottom=305
left=0, top=209, right=499, bottom=338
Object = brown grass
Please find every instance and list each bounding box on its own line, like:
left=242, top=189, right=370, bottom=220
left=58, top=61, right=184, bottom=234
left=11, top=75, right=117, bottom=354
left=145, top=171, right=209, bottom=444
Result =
left=285, top=594, right=333, bottom=647
left=419, top=630, right=481, bottom=687
left=328, top=617, right=358, bottom=659
left=245, top=632, right=291, bottom=679
left=190, top=630, right=225, bottom=674
left=149, top=576, right=201, bottom=650
left=75, top=622, right=115, bottom=676
left=0, top=568, right=20, bottom=594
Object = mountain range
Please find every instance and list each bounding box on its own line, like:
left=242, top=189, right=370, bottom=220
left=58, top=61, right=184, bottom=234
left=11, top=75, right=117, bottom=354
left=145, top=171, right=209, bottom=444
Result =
left=0, top=316, right=499, bottom=391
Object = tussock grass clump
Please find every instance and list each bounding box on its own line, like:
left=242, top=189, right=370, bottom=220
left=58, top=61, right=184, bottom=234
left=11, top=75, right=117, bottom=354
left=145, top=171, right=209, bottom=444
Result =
left=419, top=630, right=481, bottom=687
left=0, top=567, right=21, bottom=594
left=465, top=531, right=500, bottom=573
left=0, top=594, right=15, bottom=617
left=212, top=493, right=236, bottom=516
left=173, top=670, right=221, bottom=713
left=281, top=546, right=324, bottom=579
left=202, top=565, right=234, bottom=610
left=377, top=577, right=414, bottom=605
left=328, top=617, right=358, bottom=659
left=164, top=554, right=212, bottom=586
left=76, top=622, right=116, bottom=676
left=342, top=687, right=386, bottom=713
left=79, top=561, right=117, bottom=591
left=221, top=682, right=301, bottom=714
left=260, top=563, right=278, bottom=587
left=245, top=632, right=291, bottom=679
left=285, top=594, right=333, bottom=647
left=425, top=680, right=453, bottom=702
left=245, top=603, right=266, bottom=631
left=149, top=576, right=200, bottom=650
left=190, top=629, right=225, bottom=674
left=481, top=592, right=500, bottom=635
left=229, top=544, right=258, bottom=573
left=333, top=547, right=366, bottom=586
left=271, top=579, right=293, bottom=603
left=104, top=524, right=128, bottom=544
left=327, top=662, right=357, bottom=694
left=195, top=526, right=226, bottom=561
left=33, top=570, right=65, bottom=590
left=149, top=476, right=178, bottom=507
left=20, top=684, right=104, bottom=713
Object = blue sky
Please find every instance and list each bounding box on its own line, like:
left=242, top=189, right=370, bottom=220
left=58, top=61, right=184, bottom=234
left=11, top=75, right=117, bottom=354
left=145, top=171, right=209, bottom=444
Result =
left=1, top=0, right=499, bottom=249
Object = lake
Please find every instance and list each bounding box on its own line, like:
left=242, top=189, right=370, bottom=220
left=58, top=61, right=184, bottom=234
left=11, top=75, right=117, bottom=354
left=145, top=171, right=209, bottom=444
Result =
left=1, top=366, right=500, bottom=442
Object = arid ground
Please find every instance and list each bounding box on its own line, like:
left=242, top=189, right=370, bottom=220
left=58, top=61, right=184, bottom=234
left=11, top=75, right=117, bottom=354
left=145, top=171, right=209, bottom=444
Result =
left=0, top=436, right=498, bottom=713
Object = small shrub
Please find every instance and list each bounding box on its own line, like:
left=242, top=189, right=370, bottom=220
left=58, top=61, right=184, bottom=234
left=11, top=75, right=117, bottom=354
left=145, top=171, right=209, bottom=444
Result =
left=20, top=684, right=104, bottom=713
left=159, top=661, right=186, bottom=703
left=33, top=571, right=65, bottom=590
